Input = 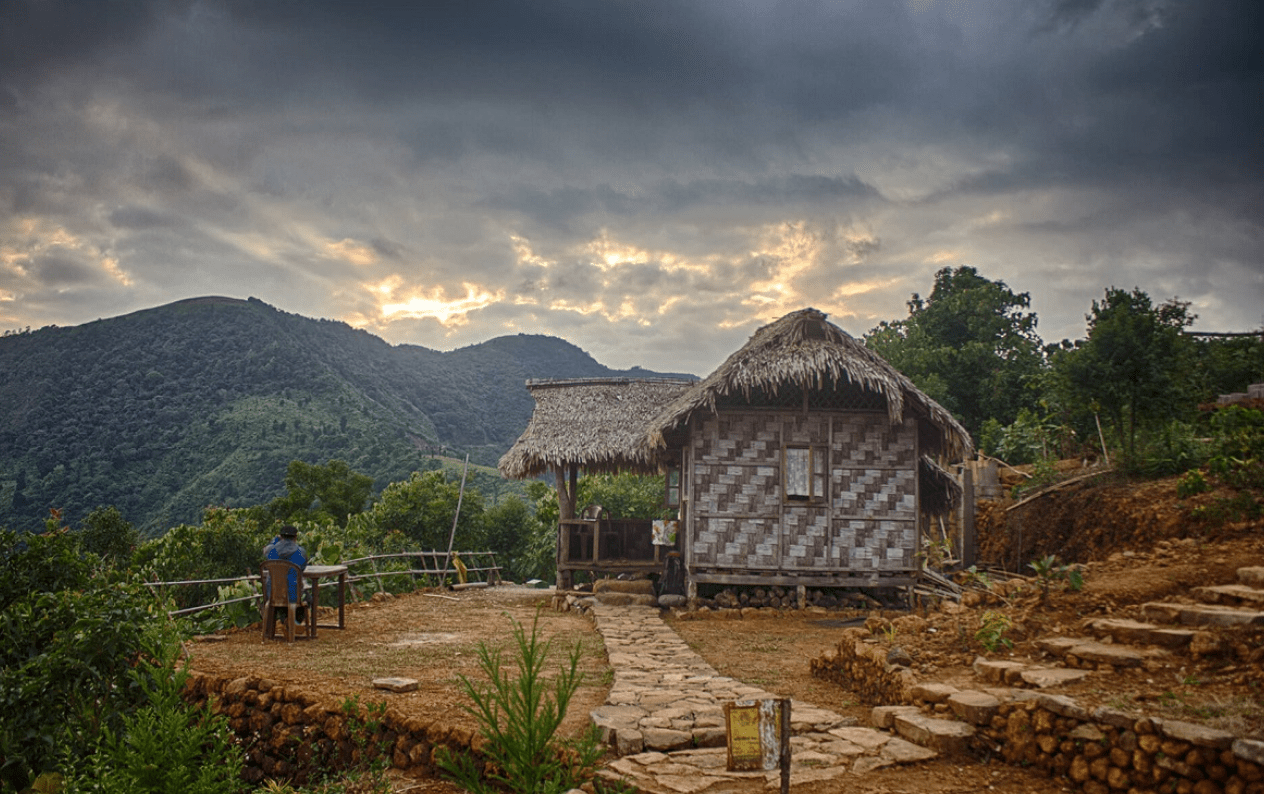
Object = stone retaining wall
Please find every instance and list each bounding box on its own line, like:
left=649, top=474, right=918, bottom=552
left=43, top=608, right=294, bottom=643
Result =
left=182, top=671, right=479, bottom=786
left=810, top=632, right=1264, bottom=794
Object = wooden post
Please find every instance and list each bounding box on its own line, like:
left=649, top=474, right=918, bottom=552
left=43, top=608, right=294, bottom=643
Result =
left=961, top=466, right=976, bottom=568
left=779, top=698, right=791, bottom=794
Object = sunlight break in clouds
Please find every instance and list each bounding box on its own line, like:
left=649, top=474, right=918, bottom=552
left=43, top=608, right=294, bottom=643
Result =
left=583, top=230, right=705, bottom=275
left=0, top=217, right=132, bottom=288
left=741, top=220, right=880, bottom=323
left=366, top=275, right=502, bottom=327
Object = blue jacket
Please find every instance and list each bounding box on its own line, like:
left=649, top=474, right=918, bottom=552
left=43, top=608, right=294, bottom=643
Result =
left=264, top=536, right=308, bottom=603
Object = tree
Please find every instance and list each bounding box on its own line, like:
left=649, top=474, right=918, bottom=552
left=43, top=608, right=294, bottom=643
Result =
left=369, top=470, right=485, bottom=550
left=1052, top=287, right=1197, bottom=461
left=865, top=266, right=1045, bottom=441
left=1187, top=333, right=1264, bottom=403
left=77, top=505, right=139, bottom=566
left=265, top=459, right=374, bottom=527
left=482, top=497, right=538, bottom=582
left=576, top=473, right=667, bottom=519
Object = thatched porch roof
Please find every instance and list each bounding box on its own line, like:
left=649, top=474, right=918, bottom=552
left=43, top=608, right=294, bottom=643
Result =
left=645, top=308, right=973, bottom=461
left=498, top=378, right=695, bottom=479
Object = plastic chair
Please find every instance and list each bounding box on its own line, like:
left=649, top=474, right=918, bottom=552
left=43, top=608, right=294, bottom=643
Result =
left=261, top=560, right=305, bottom=642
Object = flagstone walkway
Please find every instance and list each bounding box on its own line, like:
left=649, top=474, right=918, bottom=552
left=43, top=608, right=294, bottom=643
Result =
left=587, top=603, right=938, bottom=793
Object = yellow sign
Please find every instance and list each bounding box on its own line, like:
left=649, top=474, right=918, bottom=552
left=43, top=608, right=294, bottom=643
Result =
left=724, top=699, right=787, bottom=772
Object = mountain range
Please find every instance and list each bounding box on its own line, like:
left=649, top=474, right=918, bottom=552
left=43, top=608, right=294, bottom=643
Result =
left=0, top=296, right=692, bottom=534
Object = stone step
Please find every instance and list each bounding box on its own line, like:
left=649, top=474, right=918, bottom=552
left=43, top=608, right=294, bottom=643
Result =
left=1020, top=667, right=1092, bottom=688
left=1141, top=601, right=1264, bottom=627
left=1238, top=567, right=1264, bottom=588
left=1085, top=617, right=1195, bottom=648
left=947, top=690, right=1001, bottom=725
left=891, top=711, right=975, bottom=755
left=971, top=656, right=1092, bottom=688
left=1034, top=635, right=1149, bottom=667
left=972, top=658, right=1027, bottom=685
left=1193, top=583, right=1264, bottom=607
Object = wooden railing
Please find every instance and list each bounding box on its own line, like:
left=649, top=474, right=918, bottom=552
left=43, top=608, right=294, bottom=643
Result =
left=145, top=550, right=503, bottom=618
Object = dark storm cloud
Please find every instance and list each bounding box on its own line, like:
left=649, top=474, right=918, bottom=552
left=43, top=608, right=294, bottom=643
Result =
left=0, top=0, right=179, bottom=82
left=28, top=252, right=100, bottom=286
left=109, top=205, right=182, bottom=231
left=1, top=0, right=1261, bottom=371
left=953, top=1, right=1263, bottom=190
left=484, top=175, right=883, bottom=232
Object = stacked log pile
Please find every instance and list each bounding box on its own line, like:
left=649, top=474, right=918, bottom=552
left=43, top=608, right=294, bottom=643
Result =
left=703, top=586, right=880, bottom=611
left=182, top=671, right=479, bottom=786
left=809, top=627, right=916, bottom=705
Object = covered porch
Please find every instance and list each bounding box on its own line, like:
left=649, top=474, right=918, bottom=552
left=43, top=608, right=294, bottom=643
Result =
left=497, top=377, right=695, bottom=589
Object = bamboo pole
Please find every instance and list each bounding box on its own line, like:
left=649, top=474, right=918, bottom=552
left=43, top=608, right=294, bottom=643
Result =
left=439, top=454, right=470, bottom=587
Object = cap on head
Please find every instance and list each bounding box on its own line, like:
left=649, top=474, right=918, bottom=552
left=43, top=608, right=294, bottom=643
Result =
left=279, top=525, right=298, bottom=538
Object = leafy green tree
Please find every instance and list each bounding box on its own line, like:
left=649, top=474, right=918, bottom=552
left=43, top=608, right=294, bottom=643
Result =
left=1052, top=287, right=1196, bottom=461
left=484, top=496, right=545, bottom=582
left=576, top=472, right=667, bottom=519
left=865, top=266, right=1045, bottom=440
left=369, top=470, right=485, bottom=550
left=134, top=507, right=271, bottom=609
left=76, top=505, right=139, bottom=566
left=1187, top=333, right=1264, bottom=403
left=264, top=458, right=374, bottom=527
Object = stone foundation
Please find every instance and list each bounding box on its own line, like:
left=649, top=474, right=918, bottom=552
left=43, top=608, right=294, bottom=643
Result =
left=182, top=671, right=479, bottom=786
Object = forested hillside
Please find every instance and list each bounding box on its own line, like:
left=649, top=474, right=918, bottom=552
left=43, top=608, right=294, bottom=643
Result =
left=0, top=296, right=691, bottom=534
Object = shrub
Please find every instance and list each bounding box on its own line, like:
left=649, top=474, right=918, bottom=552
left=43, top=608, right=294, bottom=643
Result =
left=1176, top=469, right=1211, bottom=499
left=1029, top=554, right=1084, bottom=600
left=976, top=611, right=1013, bottom=653
left=437, top=613, right=605, bottom=794
left=0, top=525, right=182, bottom=791
left=64, top=636, right=245, bottom=794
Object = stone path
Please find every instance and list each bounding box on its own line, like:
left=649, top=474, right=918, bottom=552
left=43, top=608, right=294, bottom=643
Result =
left=588, top=603, right=938, bottom=793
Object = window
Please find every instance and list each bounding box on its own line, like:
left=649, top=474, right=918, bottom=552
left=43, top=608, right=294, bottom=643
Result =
left=784, top=446, right=826, bottom=502
left=665, top=466, right=681, bottom=509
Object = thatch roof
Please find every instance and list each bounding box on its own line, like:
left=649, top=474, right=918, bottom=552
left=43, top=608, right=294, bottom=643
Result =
left=498, top=378, right=695, bottom=479
left=645, top=308, right=973, bottom=461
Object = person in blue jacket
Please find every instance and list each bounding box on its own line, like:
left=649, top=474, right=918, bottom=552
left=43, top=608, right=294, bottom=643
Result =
left=264, top=524, right=309, bottom=624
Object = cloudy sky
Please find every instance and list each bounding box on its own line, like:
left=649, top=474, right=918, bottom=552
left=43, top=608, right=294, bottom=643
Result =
left=1, top=0, right=1260, bottom=375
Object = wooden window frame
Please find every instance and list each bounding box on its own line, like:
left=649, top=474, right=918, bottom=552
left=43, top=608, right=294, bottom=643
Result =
left=783, top=445, right=826, bottom=504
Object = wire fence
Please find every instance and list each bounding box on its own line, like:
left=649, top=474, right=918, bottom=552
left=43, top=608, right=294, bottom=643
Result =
left=145, top=550, right=502, bottom=619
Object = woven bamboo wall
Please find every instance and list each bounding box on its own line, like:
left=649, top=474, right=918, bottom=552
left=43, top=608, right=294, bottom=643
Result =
left=687, top=411, right=918, bottom=573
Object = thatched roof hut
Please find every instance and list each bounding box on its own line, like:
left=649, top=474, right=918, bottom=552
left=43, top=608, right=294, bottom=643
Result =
left=498, top=377, right=695, bottom=479
left=645, top=307, right=973, bottom=462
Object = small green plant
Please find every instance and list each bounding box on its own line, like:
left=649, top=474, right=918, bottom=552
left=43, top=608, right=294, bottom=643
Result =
left=1176, top=469, right=1211, bottom=499
left=1012, top=456, right=1061, bottom=498
left=1028, top=554, right=1084, bottom=599
left=1190, top=492, right=1264, bottom=526
left=879, top=623, right=898, bottom=644
left=976, top=611, right=1013, bottom=653
left=437, top=612, right=606, bottom=794
left=962, top=565, right=992, bottom=589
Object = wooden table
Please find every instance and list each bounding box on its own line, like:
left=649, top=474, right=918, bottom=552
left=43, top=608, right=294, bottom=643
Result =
left=303, top=564, right=348, bottom=639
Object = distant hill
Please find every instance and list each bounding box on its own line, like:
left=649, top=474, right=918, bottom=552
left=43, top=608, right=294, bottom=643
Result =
left=0, top=297, right=693, bottom=534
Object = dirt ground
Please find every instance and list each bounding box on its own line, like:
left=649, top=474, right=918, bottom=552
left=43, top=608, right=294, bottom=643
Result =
left=189, top=473, right=1264, bottom=793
